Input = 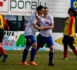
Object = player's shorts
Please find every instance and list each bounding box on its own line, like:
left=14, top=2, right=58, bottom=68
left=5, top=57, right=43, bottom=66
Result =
left=0, top=29, right=4, bottom=42
left=25, top=35, right=36, bottom=46
left=37, top=34, right=54, bottom=48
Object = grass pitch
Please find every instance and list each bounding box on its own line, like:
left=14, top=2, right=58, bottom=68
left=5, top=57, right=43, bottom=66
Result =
left=0, top=50, right=77, bottom=70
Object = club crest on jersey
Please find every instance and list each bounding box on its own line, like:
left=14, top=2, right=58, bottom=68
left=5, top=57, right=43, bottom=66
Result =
left=45, top=21, right=49, bottom=25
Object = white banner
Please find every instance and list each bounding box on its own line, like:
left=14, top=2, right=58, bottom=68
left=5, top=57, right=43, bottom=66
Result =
left=3, top=31, right=77, bottom=51
left=0, top=0, right=71, bottom=17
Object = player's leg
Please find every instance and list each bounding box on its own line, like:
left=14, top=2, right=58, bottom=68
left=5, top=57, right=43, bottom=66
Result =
left=68, top=37, right=77, bottom=57
left=0, top=52, right=2, bottom=57
left=21, top=46, right=30, bottom=65
left=36, top=34, right=45, bottom=51
left=29, top=35, right=37, bottom=65
left=49, top=46, right=55, bottom=66
left=0, top=29, right=8, bottom=62
left=21, top=36, right=31, bottom=65
left=29, top=34, right=45, bottom=65
left=62, top=35, right=68, bottom=59
left=46, top=36, right=55, bottom=66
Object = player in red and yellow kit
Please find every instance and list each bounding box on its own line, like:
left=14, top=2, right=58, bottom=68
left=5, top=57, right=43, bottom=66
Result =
left=0, top=14, right=9, bottom=62
left=63, top=8, right=77, bottom=60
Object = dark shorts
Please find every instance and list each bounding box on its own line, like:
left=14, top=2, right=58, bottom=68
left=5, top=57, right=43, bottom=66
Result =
left=0, top=29, right=4, bottom=42
left=37, top=34, right=54, bottom=48
left=25, top=35, right=36, bottom=46
left=62, top=35, right=75, bottom=49
left=62, top=35, right=74, bottom=44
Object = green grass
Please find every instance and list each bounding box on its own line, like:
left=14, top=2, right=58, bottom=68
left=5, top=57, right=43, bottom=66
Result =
left=0, top=50, right=77, bottom=70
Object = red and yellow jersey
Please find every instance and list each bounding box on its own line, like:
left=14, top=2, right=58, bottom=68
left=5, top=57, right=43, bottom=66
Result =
left=0, top=14, right=4, bottom=29
left=63, top=16, right=75, bottom=37
left=0, top=14, right=9, bottom=30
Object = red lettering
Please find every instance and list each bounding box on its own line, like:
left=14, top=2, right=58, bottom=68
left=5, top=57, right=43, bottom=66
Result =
left=3, top=39, right=14, bottom=46
left=10, top=40, right=14, bottom=46
left=4, top=40, right=9, bottom=46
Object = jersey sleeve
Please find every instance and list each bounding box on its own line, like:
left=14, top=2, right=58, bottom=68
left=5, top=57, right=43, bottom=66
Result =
left=69, top=16, right=75, bottom=34
left=39, top=16, right=44, bottom=22
left=49, top=16, right=54, bottom=24
left=31, top=14, right=37, bottom=24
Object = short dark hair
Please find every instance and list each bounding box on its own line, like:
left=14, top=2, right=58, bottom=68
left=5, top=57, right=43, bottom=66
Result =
left=44, top=7, right=48, bottom=9
left=37, top=5, right=44, bottom=10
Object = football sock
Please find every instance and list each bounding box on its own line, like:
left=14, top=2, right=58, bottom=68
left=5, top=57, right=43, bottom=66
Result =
left=64, top=49, right=68, bottom=58
left=49, top=52, right=53, bottom=64
left=22, top=49, right=28, bottom=62
left=30, top=48, right=36, bottom=61
left=0, top=43, right=6, bottom=55
left=73, top=48, right=77, bottom=56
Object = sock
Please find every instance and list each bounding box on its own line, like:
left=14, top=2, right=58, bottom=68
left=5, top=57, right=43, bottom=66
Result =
left=73, top=48, right=77, bottom=56
left=0, top=47, right=6, bottom=55
left=22, top=49, right=28, bottom=62
left=49, top=52, right=53, bottom=64
left=30, top=48, right=36, bottom=61
left=64, top=49, right=68, bottom=58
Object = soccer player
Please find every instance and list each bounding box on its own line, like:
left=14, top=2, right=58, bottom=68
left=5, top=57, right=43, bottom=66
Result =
left=35, top=7, right=55, bottom=66
left=0, top=14, right=10, bottom=62
left=21, top=5, right=44, bottom=66
left=62, top=8, right=77, bottom=60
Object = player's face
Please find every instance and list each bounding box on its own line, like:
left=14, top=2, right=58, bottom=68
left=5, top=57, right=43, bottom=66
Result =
left=44, top=8, right=49, bottom=15
left=68, top=10, right=72, bottom=16
left=38, top=8, right=44, bottom=15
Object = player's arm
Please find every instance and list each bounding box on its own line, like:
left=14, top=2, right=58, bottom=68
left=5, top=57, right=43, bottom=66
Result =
left=2, top=15, right=10, bottom=30
left=42, top=22, right=54, bottom=30
left=69, top=16, right=75, bottom=37
left=43, top=16, right=54, bottom=30
left=33, top=24, right=43, bottom=30
left=35, top=11, right=44, bottom=24
left=32, top=14, right=43, bottom=30
left=35, top=11, right=40, bottom=20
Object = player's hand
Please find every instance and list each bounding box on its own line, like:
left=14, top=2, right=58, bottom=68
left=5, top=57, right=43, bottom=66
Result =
left=69, top=34, right=72, bottom=37
left=39, top=27, right=43, bottom=30
left=42, top=27, right=48, bottom=31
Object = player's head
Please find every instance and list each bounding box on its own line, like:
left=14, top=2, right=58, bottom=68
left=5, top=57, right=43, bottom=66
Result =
left=44, top=7, right=49, bottom=15
left=68, top=8, right=77, bottom=18
left=36, top=5, right=44, bottom=15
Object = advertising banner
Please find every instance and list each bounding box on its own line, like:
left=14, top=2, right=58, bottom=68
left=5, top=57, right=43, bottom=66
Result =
left=71, top=0, right=77, bottom=10
left=3, top=31, right=77, bottom=51
left=3, top=31, right=47, bottom=51
left=0, top=0, right=72, bottom=17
